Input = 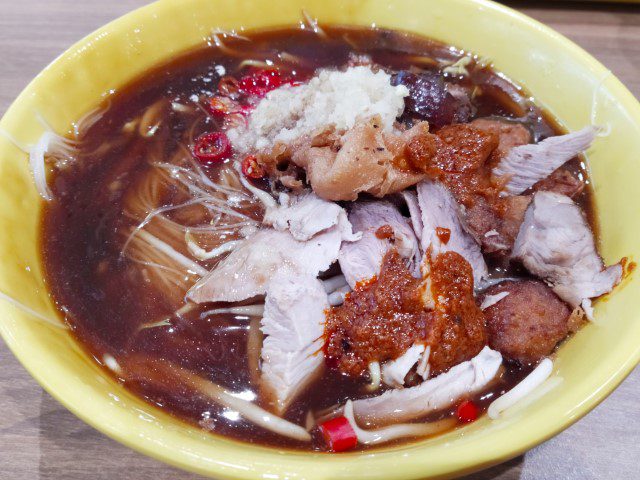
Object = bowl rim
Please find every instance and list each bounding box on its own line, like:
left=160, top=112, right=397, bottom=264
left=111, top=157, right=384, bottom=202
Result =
left=1, top=0, right=639, bottom=478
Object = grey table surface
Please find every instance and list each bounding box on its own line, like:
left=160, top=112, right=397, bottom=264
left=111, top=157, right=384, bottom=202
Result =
left=0, top=1, right=639, bottom=479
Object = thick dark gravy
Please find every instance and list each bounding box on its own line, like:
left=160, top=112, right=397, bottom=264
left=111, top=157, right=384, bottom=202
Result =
left=41, top=26, right=594, bottom=451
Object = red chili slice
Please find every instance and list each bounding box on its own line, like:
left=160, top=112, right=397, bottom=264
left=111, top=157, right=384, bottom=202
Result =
left=192, top=132, right=232, bottom=164
left=208, top=96, right=235, bottom=117
left=241, top=155, right=265, bottom=179
left=208, top=96, right=254, bottom=119
left=217, top=75, right=241, bottom=97
left=318, top=416, right=358, bottom=452
left=456, top=400, right=478, bottom=423
left=238, top=69, right=287, bottom=97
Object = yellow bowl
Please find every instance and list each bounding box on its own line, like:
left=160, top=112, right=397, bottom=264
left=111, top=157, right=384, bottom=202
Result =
left=0, top=0, right=638, bottom=478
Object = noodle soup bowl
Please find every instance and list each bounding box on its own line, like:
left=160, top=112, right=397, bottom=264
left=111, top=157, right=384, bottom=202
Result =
left=0, top=0, right=639, bottom=478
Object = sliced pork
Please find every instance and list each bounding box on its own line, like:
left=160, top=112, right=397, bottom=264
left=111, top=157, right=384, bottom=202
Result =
left=263, top=191, right=352, bottom=241
left=352, top=347, right=502, bottom=426
left=260, top=272, right=328, bottom=414
left=481, top=280, right=573, bottom=364
left=512, top=191, right=622, bottom=307
left=381, top=343, right=427, bottom=387
left=416, top=179, right=488, bottom=285
left=187, top=212, right=357, bottom=303
left=338, top=200, right=420, bottom=287
left=462, top=194, right=532, bottom=256
left=493, top=126, right=597, bottom=195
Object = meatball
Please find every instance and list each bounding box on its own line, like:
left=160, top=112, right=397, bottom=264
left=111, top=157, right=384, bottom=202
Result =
left=481, top=280, right=571, bottom=364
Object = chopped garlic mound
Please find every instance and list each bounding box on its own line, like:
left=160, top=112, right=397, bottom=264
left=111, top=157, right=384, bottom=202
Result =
left=228, top=66, right=409, bottom=153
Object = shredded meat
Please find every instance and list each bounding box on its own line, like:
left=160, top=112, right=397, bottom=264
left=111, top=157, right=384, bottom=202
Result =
left=481, top=280, right=572, bottom=365
left=324, top=250, right=486, bottom=378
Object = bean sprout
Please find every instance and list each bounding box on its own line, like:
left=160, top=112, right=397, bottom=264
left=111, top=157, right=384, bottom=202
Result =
left=304, top=410, right=315, bottom=431
left=201, top=305, right=265, bottom=318
left=185, top=232, right=241, bottom=261
left=210, top=30, right=251, bottom=57
left=343, top=401, right=456, bottom=445
left=211, top=28, right=250, bottom=42
left=301, top=10, right=327, bottom=38
left=238, top=59, right=274, bottom=70
left=126, top=358, right=310, bottom=441
left=134, top=230, right=207, bottom=276
left=488, top=358, right=554, bottom=419
left=0, top=290, right=66, bottom=329
left=121, top=197, right=205, bottom=256
left=442, top=56, right=472, bottom=76
left=29, top=132, right=56, bottom=201
left=72, top=101, right=110, bottom=138
left=366, top=362, right=381, bottom=392
left=234, top=161, right=277, bottom=208
left=137, top=318, right=172, bottom=331
left=328, top=285, right=351, bottom=306
left=322, top=274, right=348, bottom=293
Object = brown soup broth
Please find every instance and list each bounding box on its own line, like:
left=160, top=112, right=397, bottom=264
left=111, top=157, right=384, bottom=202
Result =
left=41, top=26, right=593, bottom=451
